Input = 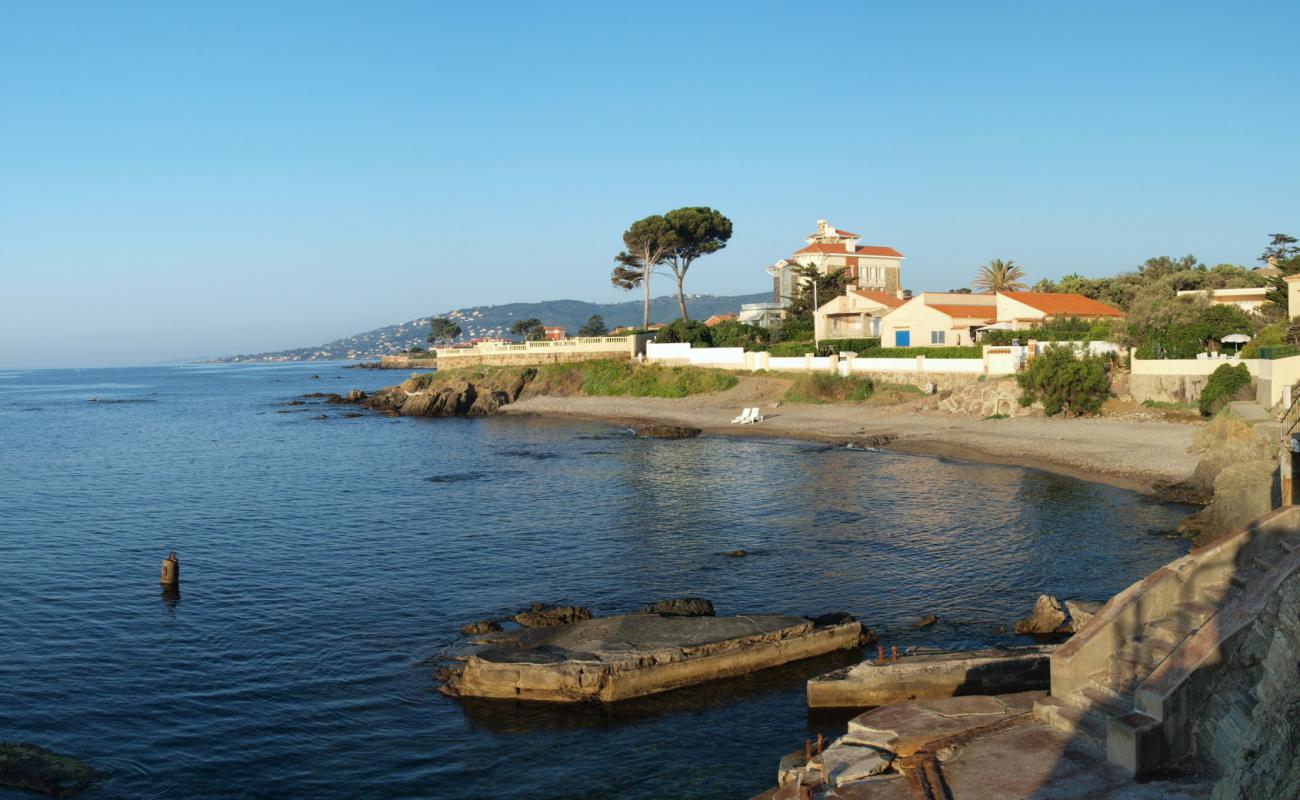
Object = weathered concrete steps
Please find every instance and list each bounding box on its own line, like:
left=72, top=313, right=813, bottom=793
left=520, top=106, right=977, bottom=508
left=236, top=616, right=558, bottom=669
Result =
left=1035, top=508, right=1300, bottom=774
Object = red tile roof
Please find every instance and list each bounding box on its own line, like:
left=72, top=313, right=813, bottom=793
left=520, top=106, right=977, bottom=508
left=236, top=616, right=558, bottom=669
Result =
left=850, top=290, right=905, bottom=308
left=808, top=227, right=861, bottom=238
left=928, top=304, right=996, bottom=321
left=1000, top=292, right=1124, bottom=317
left=793, top=243, right=904, bottom=257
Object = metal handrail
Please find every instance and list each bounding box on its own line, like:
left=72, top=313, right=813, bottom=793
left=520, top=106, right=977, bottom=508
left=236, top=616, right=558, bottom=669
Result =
left=1283, top=386, right=1300, bottom=439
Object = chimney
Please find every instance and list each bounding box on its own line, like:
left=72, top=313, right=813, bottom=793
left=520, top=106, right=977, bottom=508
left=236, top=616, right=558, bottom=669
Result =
left=902, top=289, right=913, bottom=300
left=817, top=219, right=829, bottom=235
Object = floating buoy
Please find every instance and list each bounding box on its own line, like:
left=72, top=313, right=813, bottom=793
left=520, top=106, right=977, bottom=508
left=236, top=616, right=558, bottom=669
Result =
left=160, top=551, right=180, bottom=587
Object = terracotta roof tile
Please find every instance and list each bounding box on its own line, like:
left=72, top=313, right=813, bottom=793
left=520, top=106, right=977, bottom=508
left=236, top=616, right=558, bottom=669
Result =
left=1000, top=292, right=1124, bottom=317
left=927, top=304, right=997, bottom=321
left=850, top=290, right=905, bottom=308
left=793, top=243, right=904, bottom=257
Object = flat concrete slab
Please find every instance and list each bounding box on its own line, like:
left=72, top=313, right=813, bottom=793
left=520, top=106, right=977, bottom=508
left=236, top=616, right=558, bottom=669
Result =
left=845, top=692, right=1042, bottom=756
left=808, top=645, right=1055, bottom=708
left=450, top=613, right=862, bottom=702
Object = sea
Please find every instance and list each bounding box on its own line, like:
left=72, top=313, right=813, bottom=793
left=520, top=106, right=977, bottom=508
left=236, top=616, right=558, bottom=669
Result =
left=0, top=362, right=1194, bottom=799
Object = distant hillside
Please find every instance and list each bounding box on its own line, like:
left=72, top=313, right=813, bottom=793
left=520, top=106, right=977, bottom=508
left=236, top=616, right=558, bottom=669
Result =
left=211, top=292, right=772, bottom=362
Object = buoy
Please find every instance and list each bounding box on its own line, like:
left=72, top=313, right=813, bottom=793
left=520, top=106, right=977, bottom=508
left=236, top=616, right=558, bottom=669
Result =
left=160, top=551, right=180, bottom=587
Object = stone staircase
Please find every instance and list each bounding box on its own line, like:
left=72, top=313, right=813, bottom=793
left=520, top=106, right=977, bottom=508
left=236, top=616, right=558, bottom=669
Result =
left=1034, top=508, right=1300, bottom=774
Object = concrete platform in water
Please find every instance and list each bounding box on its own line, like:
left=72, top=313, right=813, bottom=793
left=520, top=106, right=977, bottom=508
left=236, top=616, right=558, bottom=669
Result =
left=447, top=613, right=863, bottom=702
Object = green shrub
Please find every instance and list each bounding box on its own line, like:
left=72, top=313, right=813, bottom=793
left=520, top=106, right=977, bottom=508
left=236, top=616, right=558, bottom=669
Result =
left=1130, top=303, right=1254, bottom=359
left=1198, top=363, right=1252, bottom=416
left=818, top=338, right=882, bottom=355
left=981, top=317, right=1121, bottom=345
left=1016, top=344, right=1111, bottom=416
left=782, top=373, right=875, bottom=404
left=572, top=360, right=737, bottom=398
left=709, top=320, right=770, bottom=350
left=655, top=320, right=714, bottom=346
left=768, top=340, right=817, bottom=356
left=857, top=346, right=985, bottom=359
left=774, top=318, right=814, bottom=342
left=1257, top=345, right=1300, bottom=360
left=1239, top=323, right=1283, bottom=358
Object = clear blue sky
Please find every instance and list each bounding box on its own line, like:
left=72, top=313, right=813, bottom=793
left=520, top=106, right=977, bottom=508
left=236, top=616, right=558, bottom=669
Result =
left=2, top=1, right=1297, bottom=367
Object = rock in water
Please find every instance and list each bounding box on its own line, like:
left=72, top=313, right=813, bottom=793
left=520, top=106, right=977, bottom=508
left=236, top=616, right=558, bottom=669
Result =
left=725, top=549, right=749, bottom=557
left=640, top=597, right=715, bottom=617
left=1063, top=600, right=1103, bottom=633
left=633, top=424, right=701, bottom=439
left=460, top=619, right=502, bottom=636
left=911, top=614, right=939, bottom=628
left=1013, top=594, right=1067, bottom=634
left=514, top=603, right=592, bottom=628
left=0, top=743, right=99, bottom=798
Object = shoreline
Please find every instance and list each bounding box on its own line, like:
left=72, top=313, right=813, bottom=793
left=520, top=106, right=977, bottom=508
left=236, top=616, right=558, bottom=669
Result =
left=499, top=391, right=1201, bottom=497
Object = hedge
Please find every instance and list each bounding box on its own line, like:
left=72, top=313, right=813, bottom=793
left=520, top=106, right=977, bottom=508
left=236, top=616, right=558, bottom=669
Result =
left=1199, top=363, right=1252, bottom=416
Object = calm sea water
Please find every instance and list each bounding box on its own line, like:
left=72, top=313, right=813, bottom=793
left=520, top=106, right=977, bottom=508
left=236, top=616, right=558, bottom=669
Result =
left=0, top=363, right=1192, bottom=799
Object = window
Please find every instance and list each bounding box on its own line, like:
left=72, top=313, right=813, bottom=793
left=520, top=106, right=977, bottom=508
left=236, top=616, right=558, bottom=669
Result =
left=870, top=317, right=881, bottom=336
left=930, top=330, right=946, bottom=345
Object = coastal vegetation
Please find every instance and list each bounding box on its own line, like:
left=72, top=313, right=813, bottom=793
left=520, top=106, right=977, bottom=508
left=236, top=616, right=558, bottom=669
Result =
left=510, top=318, right=547, bottom=341
left=576, top=315, right=608, bottom=337
left=427, top=317, right=462, bottom=344
left=613, top=207, right=734, bottom=325
left=779, top=374, right=923, bottom=405
left=973, top=258, right=1027, bottom=292
left=1016, top=345, right=1112, bottom=417
left=410, top=360, right=738, bottom=400
left=1198, top=363, right=1253, bottom=416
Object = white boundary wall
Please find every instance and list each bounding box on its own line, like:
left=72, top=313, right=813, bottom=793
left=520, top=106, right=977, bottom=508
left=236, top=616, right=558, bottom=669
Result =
left=646, top=343, right=1040, bottom=377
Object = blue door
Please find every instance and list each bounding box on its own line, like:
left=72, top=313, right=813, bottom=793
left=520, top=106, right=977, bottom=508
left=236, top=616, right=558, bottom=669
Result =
left=896, top=330, right=910, bottom=347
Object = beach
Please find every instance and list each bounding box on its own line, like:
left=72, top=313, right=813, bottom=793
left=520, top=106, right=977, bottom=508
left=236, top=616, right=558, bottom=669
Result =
left=502, top=376, right=1201, bottom=494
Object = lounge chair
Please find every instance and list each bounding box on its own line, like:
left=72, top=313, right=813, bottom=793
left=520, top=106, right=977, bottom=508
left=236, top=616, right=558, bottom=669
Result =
left=731, top=408, right=753, bottom=424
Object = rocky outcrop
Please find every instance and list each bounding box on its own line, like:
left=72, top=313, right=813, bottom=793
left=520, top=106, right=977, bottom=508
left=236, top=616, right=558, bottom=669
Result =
left=1182, top=460, right=1279, bottom=547
left=354, top=370, right=535, bottom=418
left=640, top=597, right=715, bottom=617
left=1063, top=600, right=1102, bottom=633
left=936, top=378, right=1035, bottom=418
left=1183, top=414, right=1276, bottom=503
left=1012, top=594, right=1067, bottom=634
left=0, top=743, right=100, bottom=798
left=513, top=603, right=592, bottom=628
left=460, top=619, right=501, bottom=636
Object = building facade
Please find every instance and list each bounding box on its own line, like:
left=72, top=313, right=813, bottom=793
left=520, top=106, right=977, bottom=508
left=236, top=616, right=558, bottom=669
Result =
left=768, top=219, right=904, bottom=308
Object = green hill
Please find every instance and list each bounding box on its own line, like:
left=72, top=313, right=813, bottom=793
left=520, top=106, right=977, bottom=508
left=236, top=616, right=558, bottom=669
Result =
left=212, top=292, right=772, bottom=362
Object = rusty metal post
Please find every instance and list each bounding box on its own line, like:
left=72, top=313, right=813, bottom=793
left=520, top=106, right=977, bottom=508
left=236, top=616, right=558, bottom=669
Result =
left=891, top=645, right=898, bottom=662
left=160, top=551, right=180, bottom=587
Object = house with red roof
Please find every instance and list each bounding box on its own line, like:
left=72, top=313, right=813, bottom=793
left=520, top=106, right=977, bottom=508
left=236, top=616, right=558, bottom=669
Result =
left=814, top=289, right=907, bottom=340
left=877, top=291, right=1124, bottom=347
left=767, top=219, right=905, bottom=311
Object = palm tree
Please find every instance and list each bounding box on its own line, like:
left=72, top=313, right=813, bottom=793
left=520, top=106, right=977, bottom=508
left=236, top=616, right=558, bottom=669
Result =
left=973, top=259, right=1027, bottom=292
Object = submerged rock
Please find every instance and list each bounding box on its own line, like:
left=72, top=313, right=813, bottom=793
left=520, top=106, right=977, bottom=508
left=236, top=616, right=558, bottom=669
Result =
left=911, top=614, right=939, bottom=629
left=640, top=597, right=715, bottom=617
left=0, top=742, right=100, bottom=798
left=514, top=603, right=592, bottom=628
left=1012, top=594, right=1067, bottom=634
left=461, top=619, right=502, bottom=636
left=633, top=424, right=701, bottom=439
left=724, top=549, right=749, bottom=558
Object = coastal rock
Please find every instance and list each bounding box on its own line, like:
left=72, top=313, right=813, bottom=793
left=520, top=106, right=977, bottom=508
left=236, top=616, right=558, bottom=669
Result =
left=461, top=619, right=502, bottom=636
left=0, top=742, right=100, bottom=799
left=1012, top=594, right=1066, bottom=635
left=808, top=611, right=855, bottom=628
left=640, top=598, right=715, bottom=617
left=1181, top=459, right=1279, bottom=547
left=1184, top=414, right=1276, bottom=504
left=1063, top=600, right=1103, bottom=633
left=633, top=424, right=701, bottom=439
left=725, top=549, right=748, bottom=558
left=911, top=614, right=938, bottom=629
left=356, top=371, right=535, bottom=418
left=514, top=603, right=592, bottom=628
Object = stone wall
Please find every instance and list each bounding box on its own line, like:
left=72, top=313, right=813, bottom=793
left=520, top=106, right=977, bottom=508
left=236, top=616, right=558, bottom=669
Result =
left=936, top=377, right=1032, bottom=417
left=378, top=351, right=632, bottom=369
left=1197, top=565, right=1300, bottom=799
left=857, top=370, right=983, bottom=394
left=1127, top=373, right=1213, bottom=404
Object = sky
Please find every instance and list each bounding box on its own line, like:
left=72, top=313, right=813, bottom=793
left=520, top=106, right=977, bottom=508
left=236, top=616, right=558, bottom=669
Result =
left=2, top=1, right=1298, bottom=368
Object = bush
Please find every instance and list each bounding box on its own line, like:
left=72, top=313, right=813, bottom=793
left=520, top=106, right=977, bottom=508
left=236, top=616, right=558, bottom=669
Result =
left=1016, top=345, right=1111, bottom=416
left=818, top=338, right=882, bottom=355
left=1240, top=323, right=1284, bottom=358
left=709, top=320, right=770, bottom=350
left=782, top=373, right=875, bottom=404
left=774, top=318, right=813, bottom=342
left=857, top=346, right=985, bottom=359
left=768, top=340, right=817, bottom=356
left=1198, top=363, right=1252, bottom=416
left=654, top=320, right=714, bottom=346
left=981, top=317, right=1121, bottom=345
left=1129, top=302, right=1254, bottom=359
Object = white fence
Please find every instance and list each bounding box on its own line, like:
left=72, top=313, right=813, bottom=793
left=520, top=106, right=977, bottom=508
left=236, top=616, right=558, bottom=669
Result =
left=645, top=342, right=1030, bottom=377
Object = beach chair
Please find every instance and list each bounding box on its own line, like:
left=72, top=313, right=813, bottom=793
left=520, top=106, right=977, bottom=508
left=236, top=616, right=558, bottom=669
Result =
left=749, top=407, right=765, bottom=424
left=731, top=408, right=752, bottom=424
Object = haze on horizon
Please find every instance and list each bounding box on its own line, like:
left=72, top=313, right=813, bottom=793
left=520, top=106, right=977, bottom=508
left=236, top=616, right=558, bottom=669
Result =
left=2, top=1, right=1297, bottom=369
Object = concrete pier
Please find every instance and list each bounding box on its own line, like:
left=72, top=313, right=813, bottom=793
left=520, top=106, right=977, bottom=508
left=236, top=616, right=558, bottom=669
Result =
left=446, top=613, right=862, bottom=702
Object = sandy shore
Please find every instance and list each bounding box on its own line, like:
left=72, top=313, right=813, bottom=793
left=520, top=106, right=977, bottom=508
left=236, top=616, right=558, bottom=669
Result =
left=502, top=378, right=1201, bottom=495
